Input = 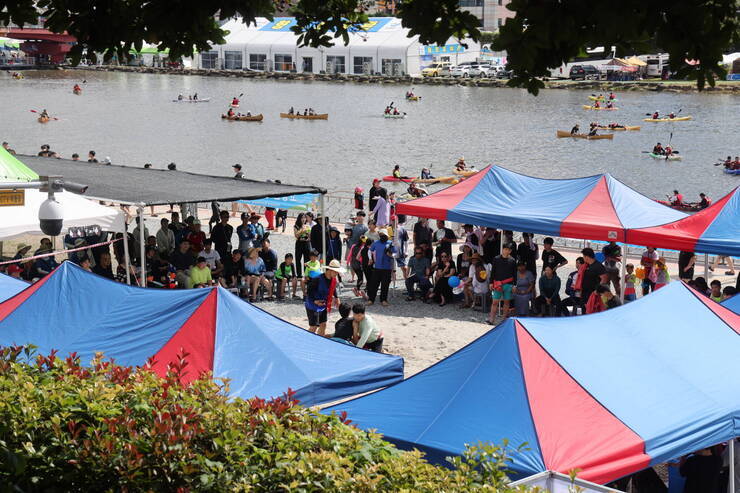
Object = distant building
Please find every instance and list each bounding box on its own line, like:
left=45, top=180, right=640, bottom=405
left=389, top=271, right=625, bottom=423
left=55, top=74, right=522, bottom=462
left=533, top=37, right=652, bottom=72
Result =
left=458, top=0, right=514, bottom=32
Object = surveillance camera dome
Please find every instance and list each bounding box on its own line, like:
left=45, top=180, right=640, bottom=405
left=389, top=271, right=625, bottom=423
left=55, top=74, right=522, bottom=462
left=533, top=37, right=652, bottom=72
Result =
left=39, top=197, right=64, bottom=236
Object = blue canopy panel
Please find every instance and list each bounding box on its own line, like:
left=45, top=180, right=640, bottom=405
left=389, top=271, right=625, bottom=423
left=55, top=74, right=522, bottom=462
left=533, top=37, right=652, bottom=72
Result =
left=214, top=289, right=403, bottom=406
left=723, top=294, right=740, bottom=314
left=695, top=188, right=740, bottom=256
left=604, top=175, right=686, bottom=229
left=327, top=320, right=545, bottom=478
left=0, top=273, right=27, bottom=302
left=240, top=193, right=318, bottom=211
left=0, top=262, right=216, bottom=366
left=521, top=282, right=740, bottom=467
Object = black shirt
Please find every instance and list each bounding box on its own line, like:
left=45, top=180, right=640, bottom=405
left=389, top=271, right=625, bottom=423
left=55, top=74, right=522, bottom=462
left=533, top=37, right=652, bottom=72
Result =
left=482, top=234, right=500, bottom=264
left=333, top=318, right=354, bottom=342
left=679, top=454, right=722, bottom=493
left=492, top=255, right=516, bottom=282
left=413, top=223, right=433, bottom=249
left=170, top=249, right=195, bottom=271
left=93, top=264, right=115, bottom=280
left=434, top=228, right=457, bottom=259
left=210, top=223, right=233, bottom=255
left=678, top=251, right=695, bottom=280
left=581, top=260, right=607, bottom=300
left=223, top=256, right=245, bottom=282
left=517, top=242, right=538, bottom=274
left=259, top=248, right=278, bottom=272
left=368, top=186, right=387, bottom=213
left=541, top=248, right=567, bottom=271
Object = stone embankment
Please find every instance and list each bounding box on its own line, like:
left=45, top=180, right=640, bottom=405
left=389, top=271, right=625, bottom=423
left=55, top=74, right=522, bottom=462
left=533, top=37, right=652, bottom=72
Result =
left=68, top=65, right=740, bottom=93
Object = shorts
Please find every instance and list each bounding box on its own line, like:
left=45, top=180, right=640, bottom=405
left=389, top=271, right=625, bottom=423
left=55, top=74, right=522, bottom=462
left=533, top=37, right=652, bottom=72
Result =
left=624, top=293, right=636, bottom=302
left=306, top=307, right=327, bottom=326
left=396, top=256, right=407, bottom=267
left=491, top=283, right=513, bottom=301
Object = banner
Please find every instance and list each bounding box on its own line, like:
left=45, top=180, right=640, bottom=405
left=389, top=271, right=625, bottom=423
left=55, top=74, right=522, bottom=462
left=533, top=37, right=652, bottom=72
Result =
left=423, top=44, right=465, bottom=55
left=260, top=17, right=391, bottom=33
left=240, top=193, right=318, bottom=211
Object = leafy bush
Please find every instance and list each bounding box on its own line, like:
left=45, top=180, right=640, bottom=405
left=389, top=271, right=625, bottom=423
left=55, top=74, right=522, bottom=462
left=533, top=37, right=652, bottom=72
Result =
left=0, top=346, right=531, bottom=492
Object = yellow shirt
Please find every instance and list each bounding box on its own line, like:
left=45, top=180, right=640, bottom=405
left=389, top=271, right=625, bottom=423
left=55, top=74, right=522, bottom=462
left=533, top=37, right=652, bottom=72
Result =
left=188, top=265, right=212, bottom=288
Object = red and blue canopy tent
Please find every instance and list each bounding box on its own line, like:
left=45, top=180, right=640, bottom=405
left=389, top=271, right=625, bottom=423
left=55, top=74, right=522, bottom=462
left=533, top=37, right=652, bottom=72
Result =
left=396, top=166, right=687, bottom=242
left=327, top=282, right=740, bottom=484
left=630, top=186, right=740, bottom=256
left=0, top=273, right=27, bottom=302
left=723, top=293, right=740, bottom=314
left=0, top=262, right=403, bottom=406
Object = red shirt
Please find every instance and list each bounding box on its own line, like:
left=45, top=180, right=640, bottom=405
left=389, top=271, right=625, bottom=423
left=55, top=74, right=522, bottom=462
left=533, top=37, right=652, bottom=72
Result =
left=187, top=231, right=206, bottom=253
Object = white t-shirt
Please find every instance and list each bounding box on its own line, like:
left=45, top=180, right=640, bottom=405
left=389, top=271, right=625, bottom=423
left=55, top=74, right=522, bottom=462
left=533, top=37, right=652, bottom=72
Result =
left=201, top=249, right=221, bottom=269
left=469, top=263, right=491, bottom=295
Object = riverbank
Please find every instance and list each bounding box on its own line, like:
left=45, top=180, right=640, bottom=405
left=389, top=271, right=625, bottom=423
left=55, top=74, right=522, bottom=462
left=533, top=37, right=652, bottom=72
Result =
left=66, top=64, right=740, bottom=93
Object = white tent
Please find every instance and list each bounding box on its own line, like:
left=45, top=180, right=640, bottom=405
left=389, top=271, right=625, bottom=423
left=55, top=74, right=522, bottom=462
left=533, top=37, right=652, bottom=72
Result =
left=0, top=189, right=125, bottom=239
left=509, top=471, right=625, bottom=493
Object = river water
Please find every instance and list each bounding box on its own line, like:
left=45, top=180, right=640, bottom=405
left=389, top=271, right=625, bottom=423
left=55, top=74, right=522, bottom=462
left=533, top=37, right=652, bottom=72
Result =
left=1, top=69, right=738, bottom=200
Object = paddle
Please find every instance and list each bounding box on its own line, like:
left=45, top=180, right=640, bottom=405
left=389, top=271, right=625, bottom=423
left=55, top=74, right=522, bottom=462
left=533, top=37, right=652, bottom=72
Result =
left=29, top=109, right=58, bottom=120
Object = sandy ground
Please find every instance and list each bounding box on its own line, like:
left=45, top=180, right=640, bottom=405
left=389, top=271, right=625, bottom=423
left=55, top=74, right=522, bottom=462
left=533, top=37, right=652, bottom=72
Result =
left=2, top=204, right=736, bottom=379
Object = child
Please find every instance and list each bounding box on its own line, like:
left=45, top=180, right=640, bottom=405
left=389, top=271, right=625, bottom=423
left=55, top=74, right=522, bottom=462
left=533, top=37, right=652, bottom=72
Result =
left=624, top=264, right=637, bottom=302
left=709, top=280, right=723, bottom=303
left=332, top=302, right=354, bottom=343
left=354, top=187, right=364, bottom=210
left=275, top=253, right=298, bottom=300
left=653, top=257, right=670, bottom=289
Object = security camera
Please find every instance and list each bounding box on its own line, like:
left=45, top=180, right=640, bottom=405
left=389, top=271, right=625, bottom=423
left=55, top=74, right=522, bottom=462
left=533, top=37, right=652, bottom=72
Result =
left=39, top=197, right=64, bottom=236
left=62, top=181, right=89, bottom=194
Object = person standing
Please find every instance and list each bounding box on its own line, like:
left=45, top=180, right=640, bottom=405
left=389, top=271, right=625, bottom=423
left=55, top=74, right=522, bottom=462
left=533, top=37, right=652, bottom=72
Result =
left=367, top=229, right=396, bottom=306
left=517, top=233, right=538, bottom=276
left=580, top=247, right=608, bottom=310
left=540, top=237, right=568, bottom=273
left=305, top=260, right=343, bottom=336
left=488, top=242, right=517, bottom=323
left=413, top=217, right=434, bottom=260
left=349, top=212, right=368, bottom=253
left=368, top=179, right=387, bottom=218
left=678, top=250, right=696, bottom=282
left=640, top=246, right=659, bottom=295
left=293, top=213, right=312, bottom=281
left=156, top=217, right=175, bottom=259
left=433, top=220, right=458, bottom=260
left=601, top=241, right=622, bottom=295
left=210, top=210, right=233, bottom=261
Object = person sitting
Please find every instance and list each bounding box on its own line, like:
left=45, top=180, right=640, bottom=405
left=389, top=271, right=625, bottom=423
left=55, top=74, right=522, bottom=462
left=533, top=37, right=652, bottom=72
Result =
left=668, top=111, right=676, bottom=119
left=406, top=182, right=427, bottom=198
left=332, top=302, right=355, bottom=343
left=404, top=248, right=432, bottom=301
left=220, top=249, right=245, bottom=291
left=384, top=106, right=390, bottom=115
left=597, top=284, right=622, bottom=310
left=455, top=157, right=467, bottom=171
left=226, top=107, right=235, bottom=117
left=652, top=142, right=664, bottom=155
left=177, top=94, right=183, bottom=100
left=170, top=239, right=195, bottom=288
left=73, top=84, right=81, bottom=92
left=231, top=97, right=239, bottom=106
left=698, top=193, right=711, bottom=208
left=303, top=108, right=308, bottom=116
left=652, top=111, right=659, bottom=120
left=393, top=108, right=399, bottom=115
left=608, top=91, right=616, bottom=100
left=559, top=257, right=584, bottom=316
left=670, top=189, right=684, bottom=206
left=420, top=167, right=434, bottom=179
left=201, top=239, right=224, bottom=279
left=605, top=100, right=614, bottom=109
left=570, top=124, right=580, bottom=135
left=193, top=93, right=198, bottom=100
left=188, top=257, right=214, bottom=288
left=593, top=100, right=600, bottom=108
left=275, top=253, right=298, bottom=300
left=588, top=126, right=598, bottom=137
left=288, top=106, right=294, bottom=115
left=534, top=265, right=562, bottom=316
left=244, top=247, right=272, bottom=302
left=351, top=304, right=383, bottom=352
left=463, top=253, right=490, bottom=309
left=664, top=145, right=674, bottom=156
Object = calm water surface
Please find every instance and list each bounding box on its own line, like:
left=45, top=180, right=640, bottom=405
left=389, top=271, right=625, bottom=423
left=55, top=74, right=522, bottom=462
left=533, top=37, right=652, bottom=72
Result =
left=1, top=70, right=738, bottom=199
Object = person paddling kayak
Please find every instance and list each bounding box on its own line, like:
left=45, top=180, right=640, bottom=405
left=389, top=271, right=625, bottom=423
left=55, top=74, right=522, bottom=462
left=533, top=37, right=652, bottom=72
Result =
left=608, top=92, right=616, bottom=100
left=231, top=96, right=240, bottom=106
left=698, top=193, right=711, bottom=209
left=652, top=111, right=659, bottom=120
left=669, top=190, right=684, bottom=206
left=73, top=84, right=81, bottom=93
left=652, top=142, right=664, bottom=155
left=570, top=124, right=580, bottom=135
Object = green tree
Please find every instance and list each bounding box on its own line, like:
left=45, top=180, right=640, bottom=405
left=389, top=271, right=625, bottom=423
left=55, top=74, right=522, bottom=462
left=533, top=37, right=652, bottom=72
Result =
left=1, top=0, right=737, bottom=93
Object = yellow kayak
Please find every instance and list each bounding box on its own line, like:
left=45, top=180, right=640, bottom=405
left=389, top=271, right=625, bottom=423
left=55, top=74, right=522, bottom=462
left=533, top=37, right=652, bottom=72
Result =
left=406, top=95, right=420, bottom=101
left=582, top=105, right=619, bottom=111
left=643, top=116, right=692, bottom=122
left=413, top=176, right=460, bottom=184
left=452, top=169, right=478, bottom=177
left=588, top=95, right=617, bottom=101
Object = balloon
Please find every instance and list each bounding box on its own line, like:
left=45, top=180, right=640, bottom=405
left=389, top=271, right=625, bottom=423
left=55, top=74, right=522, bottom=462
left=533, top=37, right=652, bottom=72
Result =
left=448, top=276, right=460, bottom=288
left=308, top=269, right=321, bottom=278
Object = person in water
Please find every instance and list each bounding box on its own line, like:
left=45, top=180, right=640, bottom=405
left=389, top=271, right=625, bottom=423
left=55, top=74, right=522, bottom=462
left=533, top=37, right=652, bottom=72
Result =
left=231, top=96, right=239, bottom=106
left=570, top=124, right=580, bottom=135
left=177, top=94, right=183, bottom=101
left=670, top=190, right=684, bottom=206
left=73, top=84, right=81, bottom=92
left=40, top=109, right=49, bottom=119
left=652, top=142, right=664, bottom=155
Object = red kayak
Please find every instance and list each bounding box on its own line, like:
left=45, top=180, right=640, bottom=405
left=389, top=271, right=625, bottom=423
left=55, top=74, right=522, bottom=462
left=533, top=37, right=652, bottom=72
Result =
left=382, top=176, right=413, bottom=183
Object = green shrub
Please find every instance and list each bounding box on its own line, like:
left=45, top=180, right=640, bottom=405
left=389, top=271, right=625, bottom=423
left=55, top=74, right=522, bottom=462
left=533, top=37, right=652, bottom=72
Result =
left=0, top=346, right=532, bottom=492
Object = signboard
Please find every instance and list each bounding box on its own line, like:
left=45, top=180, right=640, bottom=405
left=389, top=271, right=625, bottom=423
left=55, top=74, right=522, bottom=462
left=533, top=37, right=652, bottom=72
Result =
left=260, top=17, right=392, bottom=33
left=240, top=193, right=318, bottom=211
left=0, top=190, right=24, bottom=206
left=423, top=44, right=465, bottom=55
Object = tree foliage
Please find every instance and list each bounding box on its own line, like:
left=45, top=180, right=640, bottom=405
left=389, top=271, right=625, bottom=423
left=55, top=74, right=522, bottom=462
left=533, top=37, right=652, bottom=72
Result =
left=0, top=345, right=531, bottom=492
left=1, top=0, right=737, bottom=93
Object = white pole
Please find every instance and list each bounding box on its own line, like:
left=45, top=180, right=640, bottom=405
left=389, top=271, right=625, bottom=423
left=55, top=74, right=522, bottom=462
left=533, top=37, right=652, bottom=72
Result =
left=320, top=193, right=326, bottom=264
left=731, top=437, right=736, bottom=493
left=704, top=253, right=710, bottom=281
left=121, top=217, right=131, bottom=285
left=619, top=243, right=626, bottom=303
left=138, top=206, right=146, bottom=287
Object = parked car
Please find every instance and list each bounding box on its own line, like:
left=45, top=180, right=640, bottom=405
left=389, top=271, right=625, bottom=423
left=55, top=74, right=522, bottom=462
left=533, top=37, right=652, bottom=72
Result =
left=450, top=61, right=478, bottom=77
left=421, top=62, right=451, bottom=77
left=473, top=63, right=496, bottom=77
left=569, top=64, right=600, bottom=80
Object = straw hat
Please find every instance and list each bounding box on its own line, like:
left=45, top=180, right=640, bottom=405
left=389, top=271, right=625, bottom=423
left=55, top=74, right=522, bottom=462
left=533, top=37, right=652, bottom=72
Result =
left=325, top=259, right=344, bottom=274
left=15, top=243, right=31, bottom=253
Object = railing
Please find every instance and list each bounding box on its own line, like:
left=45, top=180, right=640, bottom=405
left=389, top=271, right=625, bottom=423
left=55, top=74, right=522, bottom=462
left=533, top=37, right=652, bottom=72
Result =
left=0, top=56, right=37, bottom=66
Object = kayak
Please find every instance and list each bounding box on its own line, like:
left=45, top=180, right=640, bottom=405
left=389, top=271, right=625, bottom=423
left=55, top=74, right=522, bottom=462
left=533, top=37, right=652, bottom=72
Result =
left=724, top=169, right=740, bottom=175
left=596, top=125, right=640, bottom=131
left=37, top=116, right=50, bottom=123
left=643, top=116, right=692, bottom=122
left=279, top=113, right=328, bottom=120
left=648, top=152, right=682, bottom=161
left=172, top=98, right=211, bottom=103
left=221, top=114, right=263, bottom=122
left=655, top=200, right=703, bottom=212
left=406, top=96, right=420, bottom=101
left=384, top=113, right=406, bottom=119
left=383, top=176, right=414, bottom=183
left=414, top=176, right=460, bottom=185
left=230, top=104, right=240, bottom=108
left=73, top=89, right=82, bottom=95
left=588, top=95, right=618, bottom=101
left=582, top=105, right=619, bottom=111
left=556, top=130, right=614, bottom=140
left=452, top=169, right=479, bottom=177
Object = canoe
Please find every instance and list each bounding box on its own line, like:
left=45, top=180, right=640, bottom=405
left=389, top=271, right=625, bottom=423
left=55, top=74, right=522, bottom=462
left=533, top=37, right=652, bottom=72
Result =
left=655, top=200, right=703, bottom=212
left=384, top=113, right=406, bottom=119
left=588, top=95, right=618, bottom=101
left=643, top=116, right=692, bottom=122
left=383, top=176, right=414, bottom=183
left=172, top=98, right=211, bottom=103
left=73, top=89, right=82, bottom=95
left=221, top=114, right=263, bottom=122
left=230, top=104, right=240, bottom=108
left=452, top=169, right=479, bottom=177
left=596, top=125, right=640, bottom=131
left=648, top=152, right=682, bottom=161
left=556, top=130, right=613, bottom=140
left=413, top=176, right=460, bottom=185
left=723, top=168, right=740, bottom=175
left=279, top=113, right=328, bottom=120
left=406, top=96, right=420, bottom=101
left=37, top=116, right=50, bottom=123
left=582, top=105, right=619, bottom=111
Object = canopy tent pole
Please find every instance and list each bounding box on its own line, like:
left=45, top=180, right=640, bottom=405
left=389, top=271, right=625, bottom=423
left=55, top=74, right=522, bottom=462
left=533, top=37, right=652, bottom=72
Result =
left=138, top=206, right=146, bottom=287
left=704, top=254, right=710, bottom=282
left=121, top=214, right=131, bottom=285
left=731, top=437, right=736, bottom=493
left=620, top=243, right=626, bottom=303
left=320, top=193, right=326, bottom=264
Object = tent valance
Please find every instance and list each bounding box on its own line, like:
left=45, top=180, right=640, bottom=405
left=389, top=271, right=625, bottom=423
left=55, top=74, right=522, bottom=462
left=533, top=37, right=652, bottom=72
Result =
left=18, top=154, right=326, bottom=206
left=327, top=282, right=740, bottom=484
left=395, top=166, right=687, bottom=243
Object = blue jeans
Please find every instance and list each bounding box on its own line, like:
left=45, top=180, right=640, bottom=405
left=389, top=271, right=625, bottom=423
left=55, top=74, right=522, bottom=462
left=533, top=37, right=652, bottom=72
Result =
left=405, top=275, right=432, bottom=297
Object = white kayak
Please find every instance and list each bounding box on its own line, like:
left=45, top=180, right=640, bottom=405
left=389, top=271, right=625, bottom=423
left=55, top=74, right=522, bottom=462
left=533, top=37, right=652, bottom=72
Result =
left=384, top=113, right=406, bottom=119
left=172, top=98, right=211, bottom=103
